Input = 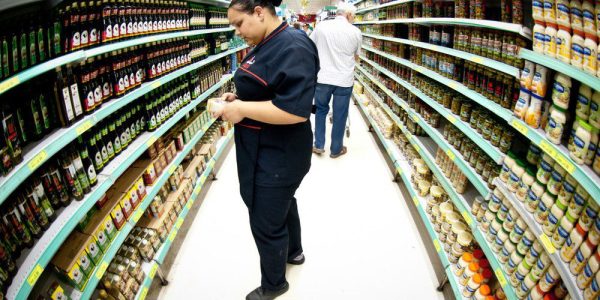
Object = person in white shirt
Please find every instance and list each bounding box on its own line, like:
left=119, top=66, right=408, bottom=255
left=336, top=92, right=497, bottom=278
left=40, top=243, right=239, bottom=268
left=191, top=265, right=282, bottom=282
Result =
left=310, top=2, right=361, bottom=158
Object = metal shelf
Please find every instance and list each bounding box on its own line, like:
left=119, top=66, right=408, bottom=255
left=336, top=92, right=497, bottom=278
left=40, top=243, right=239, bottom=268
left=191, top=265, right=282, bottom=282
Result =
left=356, top=68, right=493, bottom=198
left=355, top=18, right=532, bottom=39
left=133, top=130, right=233, bottom=300
left=356, top=0, right=415, bottom=14
left=357, top=83, right=517, bottom=298
left=73, top=113, right=221, bottom=300
left=362, top=45, right=514, bottom=121
left=493, top=178, right=584, bottom=300
left=0, top=27, right=234, bottom=97
left=6, top=75, right=232, bottom=300
left=0, top=46, right=247, bottom=207
left=519, top=49, right=600, bottom=93
left=508, top=117, right=600, bottom=206
left=362, top=33, right=520, bottom=78
left=354, top=93, right=466, bottom=300
left=358, top=56, right=505, bottom=165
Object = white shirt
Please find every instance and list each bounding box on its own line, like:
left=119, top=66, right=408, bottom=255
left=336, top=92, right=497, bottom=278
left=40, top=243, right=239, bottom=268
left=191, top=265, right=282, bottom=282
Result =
left=310, top=16, right=362, bottom=87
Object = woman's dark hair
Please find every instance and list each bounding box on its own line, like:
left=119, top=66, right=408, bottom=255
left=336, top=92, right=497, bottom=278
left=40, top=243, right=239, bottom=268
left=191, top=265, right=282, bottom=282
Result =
left=229, top=0, right=282, bottom=15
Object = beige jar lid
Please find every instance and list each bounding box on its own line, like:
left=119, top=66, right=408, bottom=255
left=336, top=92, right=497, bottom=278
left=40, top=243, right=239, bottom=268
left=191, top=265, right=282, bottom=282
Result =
left=431, top=186, right=444, bottom=197
left=458, top=232, right=474, bottom=247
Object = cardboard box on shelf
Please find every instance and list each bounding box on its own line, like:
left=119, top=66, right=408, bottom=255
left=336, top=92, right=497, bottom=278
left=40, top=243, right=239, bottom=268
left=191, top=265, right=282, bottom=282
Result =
left=81, top=210, right=112, bottom=253
left=52, top=231, right=96, bottom=290
left=132, top=159, right=157, bottom=185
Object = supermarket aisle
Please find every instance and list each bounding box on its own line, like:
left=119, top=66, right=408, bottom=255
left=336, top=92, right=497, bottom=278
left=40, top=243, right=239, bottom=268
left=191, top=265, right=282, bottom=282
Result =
left=156, top=103, right=445, bottom=300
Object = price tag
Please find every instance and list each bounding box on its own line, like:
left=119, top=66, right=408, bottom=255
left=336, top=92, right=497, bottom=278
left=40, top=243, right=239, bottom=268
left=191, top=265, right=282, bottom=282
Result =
left=151, top=81, right=162, bottom=89
left=412, top=196, right=419, bottom=206
left=446, top=149, right=456, bottom=161
left=555, top=154, right=576, bottom=175
left=186, top=200, right=193, bottom=209
left=146, top=136, right=157, bottom=147
left=470, top=56, right=485, bottom=64
left=96, top=261, right=109, bottom=279
left=431, top=45, right=440, bottom=51
left=449, top=82, right=459, bottom=90
left=176, top=218, right=183, bottom=229
left=539, top=233, right=556, bottom=254
left=446, top=114, right=457, bottom=124
left=0, top=76, right=21, bottom=94
left=396, top=167, right=402, bottom=175
left=200, top=174, right=207, bottom=184
left=27, top=264, right=44, bottom=286
left=168, top=165, right=176, bottom=175
left=433, top=239, right=441, bottom=252
left=149, top=263, right=158, bottom=279
left=208, top=160, right=215, bottom=169
left=413, top=144, right=421, bottom=153
left=461, top=211, right=473, bottom=225
left=511, top=118, right=529, bottom=135
left=193, top=185, right=201, bottom=196
left=139, top=287, right=149, bottom=300
left=28, top=150, right=48, bottom=171
left=133, top=209, right=143, bottom=222
left=76, top=120, right=94, bottom=135
left=495, top=268, right=508, bottom=286
left=168, top=230, right=177, bottom=242
left=411, top=114, right=419, bottom=122
left=539, top=140, right=557, bottom=158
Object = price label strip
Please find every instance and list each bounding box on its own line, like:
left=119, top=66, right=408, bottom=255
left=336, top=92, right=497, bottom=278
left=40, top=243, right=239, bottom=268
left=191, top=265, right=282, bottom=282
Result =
left=470, top=56, right=484, bottom=64
left=133, top=210, right=143, bottom=223
left=412, top=196, right=419, bottom=207
left=0, top=76, right=21, bottom=94
left=139, top=287, right=149, bottom=300
left=539, top=233, right=556, bottom=254
left=27, top=264, right=44, bottom=286
left=149, top=263, right=158, bottom=279
left=495, top=268, right=508, bottom=286
left=168, top=229, right=177, bottom=242
left=446, top=149, right=456, bottom=161
left=433, top=239, right=441, bottom=252
left=96, top=261, right=109, bottom=279
left=28, top=150, right=48, bottom=171
left=511, top=118, right=529, bottom=135
left=446, top=114, right=457, bottom=124
left=461, top=211, right=473, bottom=226
left=76, top=120, right=94, bottom=135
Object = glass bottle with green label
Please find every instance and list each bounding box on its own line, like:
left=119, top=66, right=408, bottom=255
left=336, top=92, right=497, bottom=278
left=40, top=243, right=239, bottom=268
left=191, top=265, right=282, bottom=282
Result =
left=3, top=204, right=34, bottom=248
left=37, top=17, right=46, bottom=63
left=28, top=19, right=37, bottom=67
left=61, top=154, right=84, bottom=201
left=101, top=121, right=114, bottom=159
left=77, top=136, right=97, bottom=187
left=24, top=189, right=50, bottom=231
left=29, top=179, right=56, bottom=222
left=85, top=132, right=104, bottom=172
left=2, top=104, right=23, bottom=165
left=71, top=148, right=91, bottom=194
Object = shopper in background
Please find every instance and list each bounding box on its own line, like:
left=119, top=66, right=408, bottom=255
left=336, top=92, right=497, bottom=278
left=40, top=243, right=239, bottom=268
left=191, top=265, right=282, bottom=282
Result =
left=310, top=2, right=361, bottom=158
left=213, top=0, right=319, bottom=299
left=302, top=23, right=313, bottom=36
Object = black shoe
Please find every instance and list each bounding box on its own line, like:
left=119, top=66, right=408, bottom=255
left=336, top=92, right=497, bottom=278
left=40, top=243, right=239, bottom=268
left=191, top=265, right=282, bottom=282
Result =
left=287, top=253, right=305, bottom=265
left=246, top=282, right=289, bottom=300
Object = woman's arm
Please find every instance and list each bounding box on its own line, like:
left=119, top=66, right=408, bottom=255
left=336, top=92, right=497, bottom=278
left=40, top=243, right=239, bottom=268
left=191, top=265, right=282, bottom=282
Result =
left=217, top=100, right=307, bottom=125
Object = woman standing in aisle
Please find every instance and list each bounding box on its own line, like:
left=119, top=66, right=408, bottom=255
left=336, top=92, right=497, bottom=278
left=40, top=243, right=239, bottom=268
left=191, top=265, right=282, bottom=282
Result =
left=212, top=0, right=319, bottom=299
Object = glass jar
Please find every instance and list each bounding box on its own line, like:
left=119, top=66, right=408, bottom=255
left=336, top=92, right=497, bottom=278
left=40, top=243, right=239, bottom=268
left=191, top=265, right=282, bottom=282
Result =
left=491, top=122, right=503, bottom=147
left=460, top=101, right=472, bottom=122
left=500, top=130, right=514, bottom=153
left=537, top=153, right=554, bottom=184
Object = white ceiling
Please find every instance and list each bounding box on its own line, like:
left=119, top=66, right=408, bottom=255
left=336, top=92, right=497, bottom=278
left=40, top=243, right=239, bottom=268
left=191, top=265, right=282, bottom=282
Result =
left=282, top=0, right=337, bottom=14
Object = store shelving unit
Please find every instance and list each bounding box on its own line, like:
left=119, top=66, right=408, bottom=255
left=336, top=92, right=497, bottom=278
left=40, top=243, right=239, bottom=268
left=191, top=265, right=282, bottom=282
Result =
left=361, top=33, right=520, bottom=78
left=362, top=45, right=514, bottom=121
left=355, top=70, right=492, bottom=198
left=355, top=0, right=414, bottom=14
left=493, top=178, right=584, bottom=300
left=353, top=92, right=465, bottom=300
left=0, top=27, right=234, bottom=97
left=7, top=73, right=234, bottom=300
left=519, top=49, right=600, bottom=93
left=133, top=129, right=233, bottom=300
left=357, top=73, right=517, bottom=299
left=0, top=45, right=247, bottom=208
left=71, top=111, right=223, bottom=300
left=358, top=55, right=505, bottom=165
left=354, top=18, right=531, bottom=39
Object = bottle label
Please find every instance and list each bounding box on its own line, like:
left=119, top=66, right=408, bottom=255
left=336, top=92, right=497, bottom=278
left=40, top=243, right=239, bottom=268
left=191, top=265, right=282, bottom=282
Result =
left=94, top=86, right=102, bottom=105
left=103, top=82, right=111, bottom=98
left=127, top=22, right=133, bottom=35
left=71, top=32, right=81, bottom=50
left=113, top=24, right=120, bottom=38
left=70, top=84, right=83, bottom=116
left=62, top=87, right=75, bottom=121
left=81, top=29, right=89, bottom=46
left=114, top=136, right=121, bottom=152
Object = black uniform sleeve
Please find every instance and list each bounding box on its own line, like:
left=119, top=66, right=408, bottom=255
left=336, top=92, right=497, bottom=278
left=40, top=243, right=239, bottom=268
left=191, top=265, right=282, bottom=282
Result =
left=269, top=46, right=318, bottom=119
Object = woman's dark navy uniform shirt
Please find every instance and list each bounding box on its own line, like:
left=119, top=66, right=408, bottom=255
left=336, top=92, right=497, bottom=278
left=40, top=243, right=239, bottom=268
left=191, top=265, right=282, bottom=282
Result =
left=233, top=22, right=319, bottom=205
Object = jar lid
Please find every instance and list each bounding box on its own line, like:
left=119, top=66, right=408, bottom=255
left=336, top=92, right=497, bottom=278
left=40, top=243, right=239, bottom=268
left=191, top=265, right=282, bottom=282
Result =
left=579, top=119, right=593, bottom=131
left=481, top=269, right=493, bottom=280
left=472, top=273, right=483, bottom=284
left=462, top=252, right=474, bottom=262
left=473, top=249, right=484, bottom=259
left=452, top=222, right=467, bottom=234
left=479, top=284, right=491, bottom=296
left=479, top=258, right=490, bottom=269
left=430, top=186, right=443, bottom=197
left=468, top=262, right=479, bottom=272
left=458, top=232, right=473, bottom=246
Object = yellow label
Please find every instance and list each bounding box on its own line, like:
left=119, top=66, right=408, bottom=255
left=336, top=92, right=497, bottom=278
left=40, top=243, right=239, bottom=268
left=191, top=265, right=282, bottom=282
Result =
left=28, top=150, right=48, bottom=171
left=554, top=154, right=576, bottom=174
left=396, top=167, right=402, bottom=175
left=186, top=200, right=193, bottom=209
left=470, top=56, right=485, bottom=64
left=446, top=114, right=457, bottom=124
left=50, top=285, right=65, bottom=300
left=96, top=261, right=109, bottom=279
left=446, top=149, right=456, bottom=161
left=412, top=196, right=419, bottom=206
left=193, top=185, right=201, bottom=196
left=433, top=239, right=441, bottom=252
left=413, top=144, right=421, bottom=153
left=540, top=233, right=556, bottom=254
left=27, top=264, right=44, bottom=286
left=139, top=287, right=149, bottom=300
left=449, top=82, right=459, bottom=89
left=133, top=209, right=143, bottom=223
left=208, top=160, right=215, bottom=169
left=461, top=211, right=473, bottom=225
left=511, top=118, right=529, bottom=135
left=76, top=120, right=94, bottom=135
left=168, top=230, right=177, bottom=242
left=168, top=165, right=176, bottom=174
left=146, top=136, right=157, bottom=147
left=539, top=140, right=557, bottom=158
left=495, top=268, right=508, bottom=286
left=149, top=263, right=158, bottom=279
left=0, top=76, right=21, bottom=94
left=200, top=174, right=207, bottom=184
left=431, top=45, right=440, bottom=51
left=176, top=218, right=183, bottom=229
left=151, top=81, right=162, bottom=89
left=411, top=114, right=419, bottom=122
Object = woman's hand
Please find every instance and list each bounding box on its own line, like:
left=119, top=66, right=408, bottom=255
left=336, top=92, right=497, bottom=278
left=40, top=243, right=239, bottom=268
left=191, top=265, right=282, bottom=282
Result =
left=220, top=100, right=245, bottom=124
left=221, top=92, right=238, bottom=102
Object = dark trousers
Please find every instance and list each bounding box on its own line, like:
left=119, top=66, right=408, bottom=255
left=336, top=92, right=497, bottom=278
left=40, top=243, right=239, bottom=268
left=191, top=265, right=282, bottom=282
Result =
left=248, top=183, right=303, bottom=291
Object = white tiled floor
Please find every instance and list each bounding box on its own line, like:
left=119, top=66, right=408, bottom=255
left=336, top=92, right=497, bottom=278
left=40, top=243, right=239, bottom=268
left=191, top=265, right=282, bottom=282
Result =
left=157, top=104, right=446, bottom=300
